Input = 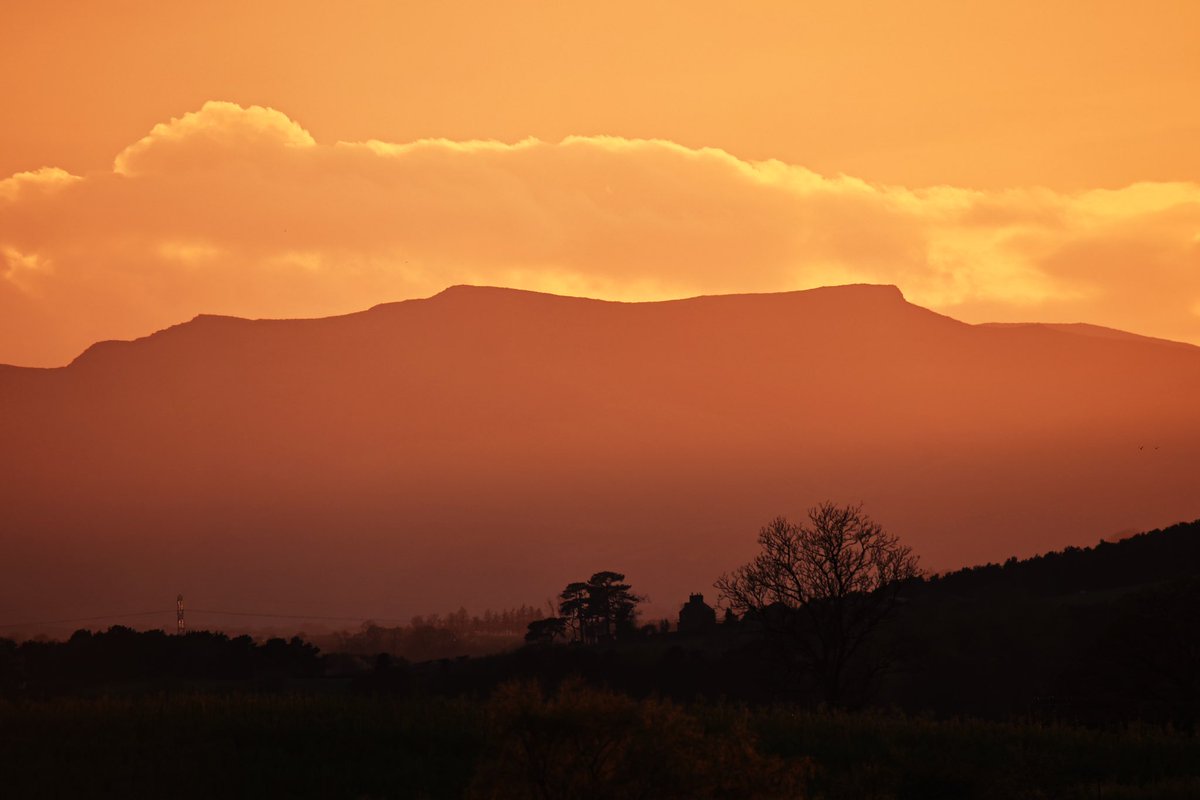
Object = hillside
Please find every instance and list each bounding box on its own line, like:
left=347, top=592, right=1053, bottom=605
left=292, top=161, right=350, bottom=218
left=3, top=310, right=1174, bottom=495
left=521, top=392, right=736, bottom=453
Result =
left=2, top=284, right=1199, bottom=628
left=924, top=519, right=1200, bottom=598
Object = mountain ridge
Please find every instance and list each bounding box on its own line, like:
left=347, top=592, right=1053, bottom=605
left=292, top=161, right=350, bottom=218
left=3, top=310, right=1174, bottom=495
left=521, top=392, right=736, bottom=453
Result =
left=15, top=283, right=930, bottom=373
left=2, top=282, right=1198, bottom=624
left=9, top=282, right=1192, bottom=374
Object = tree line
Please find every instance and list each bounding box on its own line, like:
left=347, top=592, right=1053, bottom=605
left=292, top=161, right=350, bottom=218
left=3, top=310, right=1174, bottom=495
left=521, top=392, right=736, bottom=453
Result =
left=527, top=571, right=643, bottom=646
left=7, top=505, right=1199, bottom=730
left=526, top=501, right=922, bottom=707
left=328, top=605, right=544, bottom=662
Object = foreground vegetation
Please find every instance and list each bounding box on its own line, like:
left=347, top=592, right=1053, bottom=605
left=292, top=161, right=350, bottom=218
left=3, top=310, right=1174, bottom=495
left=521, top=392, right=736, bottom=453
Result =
left=3, top=684, right=1200, bottom=799
left=5, top=518, right=1200, bottom=797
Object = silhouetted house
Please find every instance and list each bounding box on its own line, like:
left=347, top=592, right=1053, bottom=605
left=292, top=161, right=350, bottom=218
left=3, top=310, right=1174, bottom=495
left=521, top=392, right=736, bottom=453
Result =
left=678, top=593, right=717, bottom=634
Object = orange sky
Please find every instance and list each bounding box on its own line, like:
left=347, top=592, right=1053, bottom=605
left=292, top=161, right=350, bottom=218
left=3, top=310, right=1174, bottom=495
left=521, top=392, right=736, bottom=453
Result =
left=2, top=1, right=1199, bottom=366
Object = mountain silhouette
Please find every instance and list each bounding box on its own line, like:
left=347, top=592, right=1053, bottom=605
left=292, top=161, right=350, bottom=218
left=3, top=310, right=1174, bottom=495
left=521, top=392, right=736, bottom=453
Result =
left=2, top=284, right=1198, bottom=628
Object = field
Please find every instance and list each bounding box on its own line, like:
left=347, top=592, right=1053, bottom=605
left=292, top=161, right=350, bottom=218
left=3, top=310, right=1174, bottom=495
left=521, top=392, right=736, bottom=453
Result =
left=4, top=686, right=1200, bottom=799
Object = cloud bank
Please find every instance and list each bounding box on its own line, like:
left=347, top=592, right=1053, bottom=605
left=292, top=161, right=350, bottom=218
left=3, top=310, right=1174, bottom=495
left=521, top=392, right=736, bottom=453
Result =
left=2, top=101, right=1198, bottom=366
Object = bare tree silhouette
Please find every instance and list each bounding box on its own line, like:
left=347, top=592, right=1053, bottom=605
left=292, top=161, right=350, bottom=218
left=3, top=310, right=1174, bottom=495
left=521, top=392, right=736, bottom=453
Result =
left=716, top=501, right=921, bottom=704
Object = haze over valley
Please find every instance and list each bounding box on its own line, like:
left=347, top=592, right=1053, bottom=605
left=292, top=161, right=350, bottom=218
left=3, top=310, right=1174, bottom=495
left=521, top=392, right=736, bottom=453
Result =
left=3, top=283, right=1197, bottom=629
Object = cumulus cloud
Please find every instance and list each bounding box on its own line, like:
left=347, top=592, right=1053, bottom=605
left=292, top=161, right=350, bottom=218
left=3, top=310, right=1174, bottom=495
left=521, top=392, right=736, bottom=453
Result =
left=1, top=100, right=1198, bottom=366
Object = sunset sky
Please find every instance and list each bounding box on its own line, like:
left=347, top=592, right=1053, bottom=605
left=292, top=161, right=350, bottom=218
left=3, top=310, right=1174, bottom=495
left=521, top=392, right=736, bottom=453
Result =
left=2, top=0, right=1198, bottom=367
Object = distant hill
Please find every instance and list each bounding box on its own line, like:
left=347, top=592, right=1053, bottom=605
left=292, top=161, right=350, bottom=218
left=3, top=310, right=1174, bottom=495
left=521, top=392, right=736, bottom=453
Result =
left=922, top=519, right=1200, bottom=598
left=2, top=284, right=1199, bottom=629
left=975, top=321, right=1200, bottom=351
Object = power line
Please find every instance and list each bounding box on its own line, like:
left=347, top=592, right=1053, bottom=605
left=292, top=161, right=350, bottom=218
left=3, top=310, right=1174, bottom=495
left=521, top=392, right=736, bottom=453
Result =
left=0, top=610, right=171, bottom=629
left=189, top=609, right=407, bottom=624
left=0, top=608, right=410, bottom=630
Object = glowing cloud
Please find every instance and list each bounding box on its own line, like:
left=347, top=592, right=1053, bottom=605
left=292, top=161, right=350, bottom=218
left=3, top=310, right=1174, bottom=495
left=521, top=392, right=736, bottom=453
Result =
left=113, top=101, right=317, bottom=176
left=0, top=167, right=81, bottom=201
left=1, top=101, right=1198, bottom=366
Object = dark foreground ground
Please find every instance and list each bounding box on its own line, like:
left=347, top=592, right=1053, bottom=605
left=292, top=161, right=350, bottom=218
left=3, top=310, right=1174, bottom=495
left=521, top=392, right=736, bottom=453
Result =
left=3, top=686, right=1200, bottom=800
left=6, top=521, right=1200, bottom=798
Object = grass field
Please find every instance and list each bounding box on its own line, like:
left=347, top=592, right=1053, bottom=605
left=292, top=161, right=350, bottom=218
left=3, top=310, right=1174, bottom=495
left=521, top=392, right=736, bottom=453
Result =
left=3, top=686, right=1199, bottom=799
